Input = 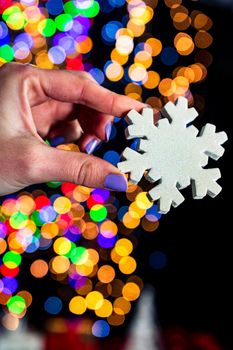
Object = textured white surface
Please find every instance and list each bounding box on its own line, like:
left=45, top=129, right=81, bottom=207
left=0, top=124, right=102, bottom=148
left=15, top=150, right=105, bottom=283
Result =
left=118, top=97, right=228, bottom=214
left=125, top=286, right=159, bottom=350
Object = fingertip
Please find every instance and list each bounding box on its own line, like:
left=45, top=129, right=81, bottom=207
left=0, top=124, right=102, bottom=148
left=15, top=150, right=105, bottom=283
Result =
left=116, top=95, right=147, bottom=117
left=104, top=173, right=128, bottom=192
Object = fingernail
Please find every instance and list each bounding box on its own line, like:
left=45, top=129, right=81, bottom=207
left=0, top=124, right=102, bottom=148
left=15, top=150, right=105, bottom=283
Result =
left=96, top=140, right=104, bottom=151
left=105, top=123, right=112, bottom=141
left=85, top=139, right=99, bottom=154
left=104, top=174, right=128, bottom=192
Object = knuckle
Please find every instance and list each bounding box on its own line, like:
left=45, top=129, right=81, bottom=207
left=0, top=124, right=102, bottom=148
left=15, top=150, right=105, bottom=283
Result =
left=0, top=62, right=17, bottom=73
left=19, top=64, right=34, bottom=84
left=71, top=157, right=96, bottom=186
left=0, top=63, right=34, bottom=92
left=0, top=62, right=31, bottom=76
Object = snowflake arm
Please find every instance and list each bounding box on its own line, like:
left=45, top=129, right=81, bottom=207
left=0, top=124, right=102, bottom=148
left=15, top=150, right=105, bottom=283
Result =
left=192, top=168, right=222, bottom=199
left=118, top=148, right=146, bottom=184
left=162, top=96, right=198, bottom=126
left=198, top=123, right=228, bottom=160
left=125, top=108, right=156, bottom=140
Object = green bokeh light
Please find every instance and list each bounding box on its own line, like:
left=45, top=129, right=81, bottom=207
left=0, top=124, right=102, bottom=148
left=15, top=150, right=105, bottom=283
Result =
left=3, top=251, right=22, bottom=268
left=55, top=14, right=73, bottom=32
left=2, top=5, right=21, bottom=22
left=70, top=246, right=87, bottom=264
left=9, top=211, right=28, bottom=229
left=64, top=1, right=100, bottom=18
left=90, top=205, right=107, bottom=222
left=38, top=19, right=56, bottom=37
left=31, top=210, right=44, bottom=226
left=7, top=296, right=26, bottom=315
left=0, top=45, right=14, bottom=62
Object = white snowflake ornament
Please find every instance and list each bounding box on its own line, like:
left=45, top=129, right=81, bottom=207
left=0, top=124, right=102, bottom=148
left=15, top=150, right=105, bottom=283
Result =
left=118, top=97, right=228, bottom=214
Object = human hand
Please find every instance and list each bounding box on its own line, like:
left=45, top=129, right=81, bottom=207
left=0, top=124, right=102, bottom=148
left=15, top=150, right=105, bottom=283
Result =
left=0, top=62, right=145, bottom=196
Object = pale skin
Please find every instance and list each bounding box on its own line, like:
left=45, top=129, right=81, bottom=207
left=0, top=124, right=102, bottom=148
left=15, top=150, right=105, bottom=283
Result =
left=0, top=62, right=146, bottom=196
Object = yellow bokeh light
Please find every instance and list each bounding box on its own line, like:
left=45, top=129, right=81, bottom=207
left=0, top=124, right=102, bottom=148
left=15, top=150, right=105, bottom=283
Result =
left=174, top=32, right=195, bottom=56
left=130, top=5, right=154, bottom=26
left=17, top=195, right=35, bottom=215
left=53, top=197, right=71, bottom=214
left=95, top=299, right=113, bottom=318
left=135, top=50, right=152, bottom=69
left=122, top=211, right=140, bottom=229
left=119, top=256, right=137, bottom=274
left=100, top=220, right=118, bottom=238
left=143, top=70, right=160, bottom=89
left=129, top=202, right=146, bottom=218
left=0, top=238, right=7, bottom=255
left=73, top=186, right=91, bottom=202
left=159, top=78, right=176, bottom=97
left=105, top=61, right=124, bottom=82
left=115, top=238, right=133, bottom=257
left=122, top=282, right=140, bottom=301
left=136, top=192, right=153, bottom=210
left=176, top=66, right=195, bottom=83
left=53, top=237, right=71, bottom=256
left=75, top=264, right=94, bottom=277
left=110, top=248, right=122, bottom=264
left=86, top=291, right=104, bottom=310
left=127, top=20, right=145, bottom=37
left=86, top=249, right=99, bottom=266
left=111, top=49, right=129, bottom=65
left=173, top=76, right=190, bottom=95
left=76, top=36, right=93, bottom=54
left=189, top=63, right=207, bottom=82
left=146, top=38, right=162, bottom=56
left=51, top=255, right=70, bottom=274
left=126, top=92, right=142, bottom=101
left=41, top=222, right=59, bottom=239
left=69, top=296, right=87, bottom=315
left=35, top=51, right=54, bottom=69
left=8, top=232, right=25, bottom=254
left=116, top=35, right=134, bottom=55
left=97, top=265, right=115, bottom=283
left=128, top=63, right=148, bottom=82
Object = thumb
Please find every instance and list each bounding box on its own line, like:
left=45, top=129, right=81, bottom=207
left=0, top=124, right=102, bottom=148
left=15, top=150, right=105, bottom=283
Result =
left=31, top=144, right=128, bottom=191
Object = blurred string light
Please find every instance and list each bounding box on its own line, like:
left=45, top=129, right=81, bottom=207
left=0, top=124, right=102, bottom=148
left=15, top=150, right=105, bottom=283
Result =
left=0, top=0, right=213, bottom=337
left=0, top=181, right=148, bottom=334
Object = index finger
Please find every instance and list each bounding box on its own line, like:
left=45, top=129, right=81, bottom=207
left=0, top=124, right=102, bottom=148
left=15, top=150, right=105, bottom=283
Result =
left=37, top=67, right=146, bottom=116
